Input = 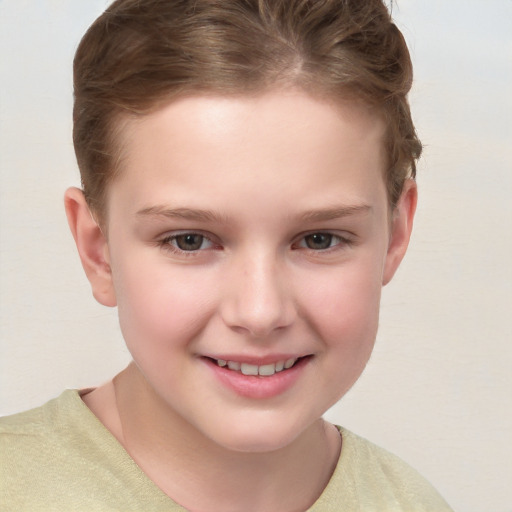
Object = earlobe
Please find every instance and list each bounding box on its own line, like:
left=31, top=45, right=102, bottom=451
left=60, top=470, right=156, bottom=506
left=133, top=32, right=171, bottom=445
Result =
left=64, top=187, right=117, bottom=307
left=382, top=180, right=417, bottom=286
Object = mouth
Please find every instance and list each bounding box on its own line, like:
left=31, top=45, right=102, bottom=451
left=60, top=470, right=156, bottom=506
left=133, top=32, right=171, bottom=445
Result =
left=206, top=356, right=306, bottom=377
left=203, top=355, right=312, bottom=399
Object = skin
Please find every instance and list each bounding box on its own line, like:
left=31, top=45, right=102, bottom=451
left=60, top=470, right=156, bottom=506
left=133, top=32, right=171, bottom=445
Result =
left=65, top=89, right=416, bottom=511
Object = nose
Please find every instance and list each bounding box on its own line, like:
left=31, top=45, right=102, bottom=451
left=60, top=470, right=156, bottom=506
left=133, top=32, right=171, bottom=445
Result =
left=220, top=250, right=296, bottom=339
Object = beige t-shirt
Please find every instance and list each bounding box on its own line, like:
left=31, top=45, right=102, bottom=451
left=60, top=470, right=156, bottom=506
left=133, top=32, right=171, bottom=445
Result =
left=0, top=390, right=452, bottom=511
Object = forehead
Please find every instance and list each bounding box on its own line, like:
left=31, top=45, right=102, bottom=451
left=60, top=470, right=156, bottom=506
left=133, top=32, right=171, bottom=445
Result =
left=108, top=89, right=388, bottom=216
left=125, top=89, right=385, bottom=150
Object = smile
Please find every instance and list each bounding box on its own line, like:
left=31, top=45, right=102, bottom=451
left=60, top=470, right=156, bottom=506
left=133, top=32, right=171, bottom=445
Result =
left=214, top=358, right=299, bottom=377
left=206, top=355, right=311, bottom=399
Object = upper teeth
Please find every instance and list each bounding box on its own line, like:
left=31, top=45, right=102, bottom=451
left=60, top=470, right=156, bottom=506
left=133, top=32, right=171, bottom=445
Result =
left=216, top=358, right=298, bottom=376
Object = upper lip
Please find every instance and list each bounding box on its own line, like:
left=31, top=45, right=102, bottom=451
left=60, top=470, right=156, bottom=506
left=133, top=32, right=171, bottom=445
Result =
left=201, top=353, right=311, bottom=366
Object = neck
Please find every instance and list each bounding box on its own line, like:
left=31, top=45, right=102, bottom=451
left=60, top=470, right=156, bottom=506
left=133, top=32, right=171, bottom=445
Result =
left=89, top=363, right=341, bottom=512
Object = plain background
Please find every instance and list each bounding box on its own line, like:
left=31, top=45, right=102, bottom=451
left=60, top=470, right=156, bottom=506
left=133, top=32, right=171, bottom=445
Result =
left=0, top=1, right=511, bottom=511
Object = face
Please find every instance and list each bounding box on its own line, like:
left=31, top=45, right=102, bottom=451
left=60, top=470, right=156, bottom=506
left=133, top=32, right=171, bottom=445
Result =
left=84, top=90, right=414, bottom=452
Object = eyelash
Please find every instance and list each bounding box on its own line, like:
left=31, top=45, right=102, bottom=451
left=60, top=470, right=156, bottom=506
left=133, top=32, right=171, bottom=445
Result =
left=292, top=232, right=352, bottom=252
left=158, top=232, right=218, bottom=256
left=158, top=231, right=353, bottom=257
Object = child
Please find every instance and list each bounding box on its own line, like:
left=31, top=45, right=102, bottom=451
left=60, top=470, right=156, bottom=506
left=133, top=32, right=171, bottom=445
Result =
left=1, top=0, right=453, bottom=510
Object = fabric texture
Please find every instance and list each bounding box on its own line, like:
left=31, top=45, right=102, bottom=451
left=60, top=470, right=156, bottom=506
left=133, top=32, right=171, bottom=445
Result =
left=1, top=390, right=452, bottom=511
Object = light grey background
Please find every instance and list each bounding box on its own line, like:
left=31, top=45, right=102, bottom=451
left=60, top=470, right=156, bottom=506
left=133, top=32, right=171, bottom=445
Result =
left=1, top=1, right=511, bottom=511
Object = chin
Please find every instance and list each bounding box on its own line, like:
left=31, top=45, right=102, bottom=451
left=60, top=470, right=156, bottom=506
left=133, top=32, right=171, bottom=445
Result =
left=204, top=414, right=319, bottom=454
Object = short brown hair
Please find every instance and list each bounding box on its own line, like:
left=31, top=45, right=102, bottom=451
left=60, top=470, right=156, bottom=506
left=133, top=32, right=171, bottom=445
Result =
left=73, top=0, right=421, bottom=218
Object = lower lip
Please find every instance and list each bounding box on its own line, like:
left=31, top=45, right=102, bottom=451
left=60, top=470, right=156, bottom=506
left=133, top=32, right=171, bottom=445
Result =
left=205, top=357, right=310, bottom=399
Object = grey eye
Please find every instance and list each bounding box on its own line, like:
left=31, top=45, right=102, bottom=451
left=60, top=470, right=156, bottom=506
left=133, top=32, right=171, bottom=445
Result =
left=174, top=234, right=205, bottom=251
left=303, top=233, right=334, bottom=250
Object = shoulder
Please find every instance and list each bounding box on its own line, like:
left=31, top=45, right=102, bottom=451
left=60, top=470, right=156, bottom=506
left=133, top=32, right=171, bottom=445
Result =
left=0, top=390, right=86, bottom=487
left=309, top=426, right=453, bottom=511
left=0, top=390, right=183, bottom=511
left=0, top=389, right=77, bottom=442
left=339, top=427, right=430, bottom=480
left=0, top=391, right=80, bottom=508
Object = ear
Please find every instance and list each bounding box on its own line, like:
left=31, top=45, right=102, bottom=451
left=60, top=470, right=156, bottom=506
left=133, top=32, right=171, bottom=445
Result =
left=64, top=187, right=117, bottom=307
left=382, top=179, right=417, bottom=286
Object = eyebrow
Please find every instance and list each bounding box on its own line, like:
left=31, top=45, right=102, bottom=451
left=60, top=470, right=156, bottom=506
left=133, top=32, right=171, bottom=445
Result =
left=136, top=204, right=372, bottom=224
left=136, top=206, right=227, bottom=223
left=299, top=204, right=372, bottom=223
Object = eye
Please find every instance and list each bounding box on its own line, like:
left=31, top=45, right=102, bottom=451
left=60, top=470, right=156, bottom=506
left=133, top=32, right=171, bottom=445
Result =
left=161, top=232, right=214, bottom=252
left=174, top=233, right=208, bottom=251
left=303, top=233, right=334, bottom=250
left=296, top=232, right=348, bottom=251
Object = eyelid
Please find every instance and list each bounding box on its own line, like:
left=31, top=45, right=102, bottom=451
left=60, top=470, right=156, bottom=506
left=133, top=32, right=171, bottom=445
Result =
left=158, top=230, right=221, bottom=255
left=292, top=230, right=354, bottom=250
left=156, top=229, right=354, bottom=256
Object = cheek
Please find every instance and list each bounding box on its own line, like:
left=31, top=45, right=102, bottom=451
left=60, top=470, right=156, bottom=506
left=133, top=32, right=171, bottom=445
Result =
left=299, top=260, right=383, bottom=349
left=112, top=257, right=218, bottom=352
left=299, top=264, right=382, bottom=402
